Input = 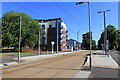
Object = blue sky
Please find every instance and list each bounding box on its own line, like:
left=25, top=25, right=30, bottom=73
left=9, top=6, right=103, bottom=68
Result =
left=2, top=2, right=118, bottom=44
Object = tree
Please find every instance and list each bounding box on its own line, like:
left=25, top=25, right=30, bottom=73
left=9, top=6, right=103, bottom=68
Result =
left=2, top=11, right=42, bottom=49
left=0, top=18, right=2, bottom=48
left=98, top=32, right=104, bottom=49
left=116, top=30, right=120, bottom=51
left=82, top=32, right=96, bottom=50
left=98, top=25, right=120, bottom=50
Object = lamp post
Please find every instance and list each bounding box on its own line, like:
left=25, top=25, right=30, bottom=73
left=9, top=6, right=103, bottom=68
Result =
left=98, top=10, right=111, bottom=57
left=51, top=41, right=55, bottom=54
left=17, top=16, right=22, bottom=62
left=38, top=30, right=41, bottom=55
left=56, top=20, right=58, bottom=53
left=56, top=19, right=60, bottom=53
left=76, top=1, right=92, bottom=70
left=15, top=16, right=22, bottom=62
left=77, top=31, right=80, bottom=50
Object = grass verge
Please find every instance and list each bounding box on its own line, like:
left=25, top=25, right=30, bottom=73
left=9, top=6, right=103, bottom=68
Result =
left=1, top=51, right=52, bottom=57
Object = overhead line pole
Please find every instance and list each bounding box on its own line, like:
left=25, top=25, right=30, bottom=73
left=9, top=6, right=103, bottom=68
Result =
left=103, top=11, right=107, bottom=56
left=76, top=1, right=92, bottom=70
left=88, top=1, right=92, bottom=70
left=38, top=30, right=41, bottom=55
left=18, top=16, right=22, bottom=62
left=56, top=20, right=59, bottom=53
left=77, top=31, right=80, bottom=50
left=98, top=10, right=111, bottom=57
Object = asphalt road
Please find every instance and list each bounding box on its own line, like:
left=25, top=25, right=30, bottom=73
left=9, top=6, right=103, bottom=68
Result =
left=110, top=51, right=120, bottom=66
left=110, top=51, right=120, bottom=79
left=2, top=50, right=96, bottom=78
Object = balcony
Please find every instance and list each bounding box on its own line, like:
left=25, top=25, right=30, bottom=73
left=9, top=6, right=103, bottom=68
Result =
left=66, top=34, right=68, bottom=37
left=59, top=33, right=62, bottom=35
left=66, top=30, right=68, bottom=33
left=58, top=37, right=62, bottom=40
left=61, top=37, right=66, bottom=39
left=59, top=26, right=62, bottom=29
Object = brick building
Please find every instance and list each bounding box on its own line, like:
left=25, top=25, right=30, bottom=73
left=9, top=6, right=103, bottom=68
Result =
left=37, top=18, right=69, bottom=51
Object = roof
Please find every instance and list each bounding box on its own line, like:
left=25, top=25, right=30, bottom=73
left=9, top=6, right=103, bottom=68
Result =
left=67, top=39, right=81, bottom=46
left=37, top=18, right=62, bottom=22
left=67, top=39, right=81, bottom=44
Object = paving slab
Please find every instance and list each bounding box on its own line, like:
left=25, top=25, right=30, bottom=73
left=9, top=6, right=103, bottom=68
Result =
left=93, top=54, right=119, bottom=68
left=74, top=71, right=91, bottom=78
left=74, top=52, right=119, bottom=79
left=89, top=53, right=119, bottom=78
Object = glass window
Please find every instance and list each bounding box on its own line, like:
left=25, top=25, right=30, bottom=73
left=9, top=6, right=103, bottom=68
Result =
left=42, top=25, right=45, bottom=29
left=49, top=25, right=52, bottom=28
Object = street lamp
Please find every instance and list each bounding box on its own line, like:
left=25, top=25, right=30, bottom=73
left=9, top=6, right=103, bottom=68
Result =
left=76, top=1, right=92, bottom=70
left=38, top=30, right=41, bottom=55
left=56, top=19, right=60, bottom=53
left=97, top=10, right=111, bottom=57
left=77, top=31, right=80, bottom=50
left=15, top=16, right=22, bottom=62
left=51, top=41, right=55, bottom=54
left=56, top=20, right=58, bottom=53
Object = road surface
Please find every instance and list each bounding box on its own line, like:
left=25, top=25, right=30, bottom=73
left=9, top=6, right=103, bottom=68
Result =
left=110, top=51, right=120, bottom=66
left=2, top=50, right=96, bottom=78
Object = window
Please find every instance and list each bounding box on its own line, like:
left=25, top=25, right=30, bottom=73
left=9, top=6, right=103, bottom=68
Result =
left=42, top=25, right=45, bottom=29
left=49, top=25, right=52, bottom=28
left=42, top=37, right=46, bottom=39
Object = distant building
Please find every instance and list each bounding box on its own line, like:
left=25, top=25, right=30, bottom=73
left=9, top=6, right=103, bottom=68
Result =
left=37, top=18, right=69, bottom=51
left=67, top=39, right=81, bottom=51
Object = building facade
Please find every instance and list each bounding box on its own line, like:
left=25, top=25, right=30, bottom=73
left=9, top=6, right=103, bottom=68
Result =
left=37, top=18, right=68, bottom=51
left=67, top=39, right=81, bottom=51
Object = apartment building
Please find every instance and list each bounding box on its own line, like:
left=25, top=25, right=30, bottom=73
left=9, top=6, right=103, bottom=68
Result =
left=37, top=18, right=68, bottom=51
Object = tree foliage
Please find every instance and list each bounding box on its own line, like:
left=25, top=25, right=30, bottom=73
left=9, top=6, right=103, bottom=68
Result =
left=98, top=25, right=120, bottom=50
left=2, top=11, right=42, bottom=48
left=117, top=30, right=120, bottom=50
left=82, top=32, right=96, bottom=50
left=0, top=18, right=1, bottom=48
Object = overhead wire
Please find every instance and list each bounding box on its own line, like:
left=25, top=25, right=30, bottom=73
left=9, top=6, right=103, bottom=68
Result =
left=11, top=2, right=87, bottom=41
left=54, top=1, right=88, bottom=41
left=54, top=2, right=88, bottom=31
left=54, top=2, right=81, bottom=25
left=12, top=2, right=86, bottom=29
left=11, top=2, right=46, bottom=19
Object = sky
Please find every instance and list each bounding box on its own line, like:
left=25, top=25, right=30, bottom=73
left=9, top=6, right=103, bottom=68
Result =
left=2, top=2, right=118, bottom=44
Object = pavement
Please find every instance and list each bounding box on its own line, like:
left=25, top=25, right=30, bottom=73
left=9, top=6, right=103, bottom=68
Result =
left=110, top=51, right=120, bottom=66
left=75, top=51, right=119, bottom=79
left=89, top=53, right=119, bottom=78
